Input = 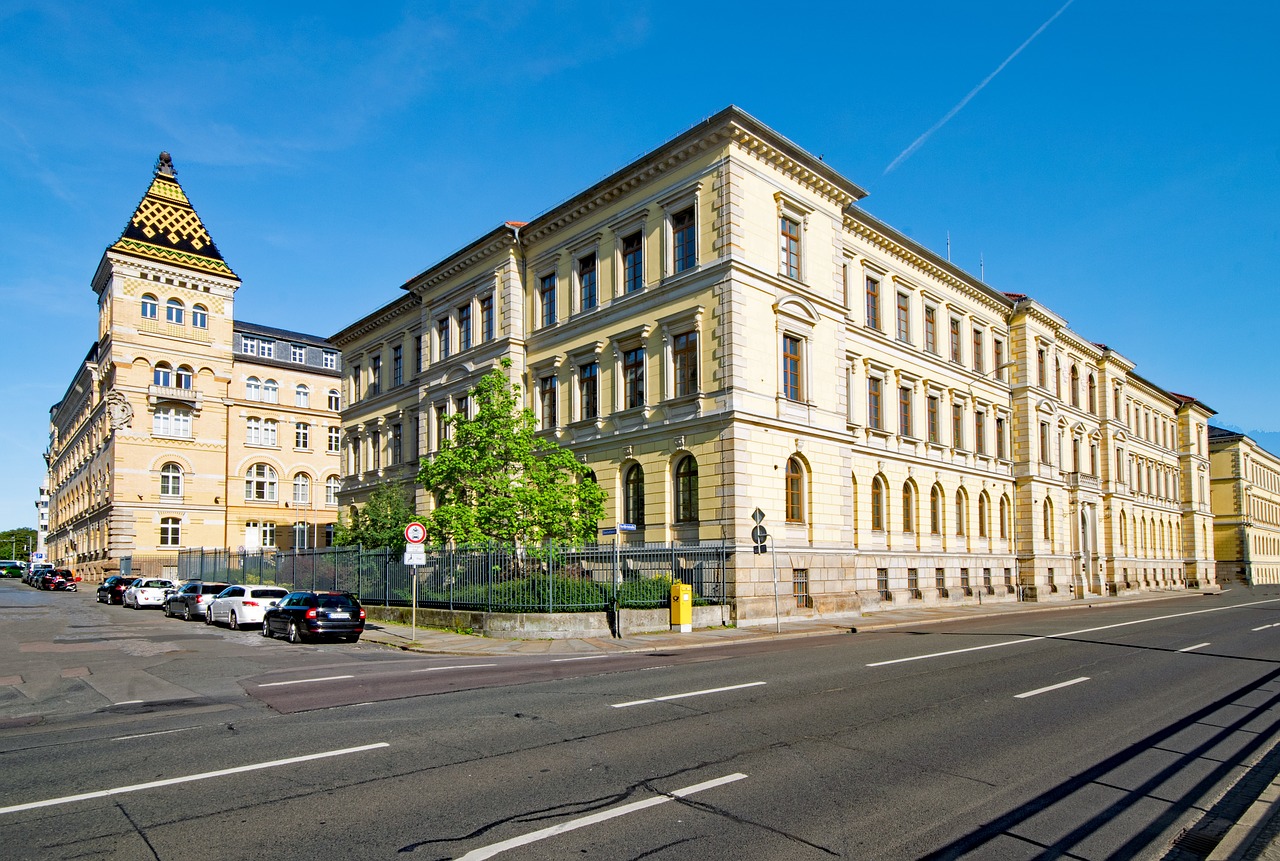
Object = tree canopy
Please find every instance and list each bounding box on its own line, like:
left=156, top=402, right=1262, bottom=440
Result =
left=419, top=359, right=605, bottom=546
left=333, top=482, right=417, bottom=551
left=0, top=528, right=36, bottom=560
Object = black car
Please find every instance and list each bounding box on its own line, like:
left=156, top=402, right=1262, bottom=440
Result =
left=96, top=575, right=127, bottom=603
left=102, top=576, right=139, bottom=604
left=262, top=591, right=365, bottom=643
left=39, top=569, right=77, bottom=591
left=163, top=581, right=230, bottom=621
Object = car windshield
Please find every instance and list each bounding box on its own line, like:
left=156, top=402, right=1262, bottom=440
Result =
left=202, top=584, right=228, bottom=594
left=251, top=589, right=287, bottom=599
left=318, top=595, right=358, bottom=610
left=143, top=580, right=169, bottom=588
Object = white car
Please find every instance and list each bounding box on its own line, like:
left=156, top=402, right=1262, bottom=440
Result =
left=123, top=578, right=181, bottom=609
left=205, top=586, right=288, bottom=630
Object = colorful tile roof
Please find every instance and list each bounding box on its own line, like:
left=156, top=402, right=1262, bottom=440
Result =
left=108, top=152, right=237, bottom=279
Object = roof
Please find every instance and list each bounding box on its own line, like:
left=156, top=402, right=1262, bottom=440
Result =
left=236, top=320, right=336, bottom=348
left=107, top=153, right=237, bottom=279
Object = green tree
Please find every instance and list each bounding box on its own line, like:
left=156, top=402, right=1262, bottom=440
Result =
left=0, top=527, right=36, bottom=561
left=333, top=482, right=418, bottom=550
left=419, top=359, right=605, bottom=546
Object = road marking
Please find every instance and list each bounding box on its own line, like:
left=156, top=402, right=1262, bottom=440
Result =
left=867, top=597, right=1280, bottom=667
left=0, top=743, right=389, bottom=815
left=551, top=655, right=610, bottom=662
left=410, top=663, right=497, bottom=673
left=454, top=773, right=748, bottom=860
left=1015, top=677, right=1090, bottom=699
left=115, top=700, right=143, bottom=705
left=611, top=682, right=766, bottom=709
left=1178, top=642, right=1211, bottom=652
left=114, top=727, right=198, bottom=741
left=1252, top=623, right=1280, bottom=632
left=257, top=675, right=354, bottom=687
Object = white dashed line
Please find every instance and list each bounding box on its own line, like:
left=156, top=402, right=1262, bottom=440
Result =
left=551, top=656, right=610, bottom=662
left=1178, top=642, right=1211, bottom=652
left=611, top=682, right=766, bottom=709
left=257, top=675, right=354, bottom=687
left=1015, top=677, right=1090, bottom=699
left=410, top=663, right=497, bottom=673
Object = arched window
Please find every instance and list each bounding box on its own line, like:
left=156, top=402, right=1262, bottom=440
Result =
left=1069, top=365, right=1080, bottom=407
left=160, top=462, right=183, bottom=496
left=871, top=476, right=886, bottom=531
left=141, top=294, right=158, bottom=319
left=175, top=365, right=193, bottom=389
left=166, top=298, right=184, bottom=325
left=785, top=457, right=804, bottom=523
left=930, top=484, right=942, bottom=535
left=246, top=377, right=262, bottom=401
left=192, top=304, right=208, bottom=328
left=293, top=473, right=310, bottom=505
left=1087, top=373, right=1097, bottom=414
left=978, top=493, right=989, bottom=538
left=675, top=456, right=698, bottom=524
left=295, top=384, right=310, bottom=408
left=159, top=516, right=181, bottom=547
left=955, top=489, right=967, bottom=536
left=1120, top=515, right=1127, bottom=548
left=153, top=362, right=172, bottom=387
left=1043, top=499, right=1054, bottom=542
left=902, top=482, right=915, bottom=533
left=263, top=379, right=279, bottom=404
left=326, top=476, right=340, bottom=505
left=328, top=389, right=341, bottom=411
left=999, top=495, right=1010, bottom=539
left=245, top=464, right=278, bottom=501
left=624, top=464, right=644, bottom=528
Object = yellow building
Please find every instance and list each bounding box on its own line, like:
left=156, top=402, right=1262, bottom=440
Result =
left=45, top=154, right=341, bottom=580
left=334, top=107, right=1216, bottom=621
left=1209, top=426, right=1280, bottom=585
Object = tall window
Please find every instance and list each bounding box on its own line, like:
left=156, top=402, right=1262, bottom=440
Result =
left=291, top=344, right=306, bottom=363
left=175, top=366, right=192, bottom=389
left=927, top=395, right=940, bottom=443
left=1040, top=421, right=1051, bottom=464
left=974, top=411, right=986, bottom=456
left=295, top=384, right=310, bottom=407
left=540, top=274, right=556, bottom=327
left=673, top=207, right=695, bottom=273
left=245, top=464, right=278, bottom=501
left=328, top=426, right=341, bottom=453
left=622, top=231, right=644, bottom=293
left=673, top=331, right=698, bottom=398
left=782, top=335, right=802, bottom=401
left=865, top=277, right=881, bottom=330
left=326, top=476, right=340, bottom=505
left=902, top=483, right=915, bottom=533
left=160, top=463, right=183, bottom=496
left=152, top=407, right=192, bottom=438
left=263, top=379, right=278, bottom=404
left=993, top=339, right=1005, bottom=380
left=955, top=490, right=967, bottom=536
left=579, top=253, right=598, bottom=310
left=675, top=456, right=698, bottom=523
left=392, top=423, right=403, bottom=464
left=898, top=386, right=912, bottom=437
left=295, top=422, right=309, bottom=449
left=370, top=355, right=383, bottom=395
left=539, top=375, right=557, bottom=428
left=393, top=345, right=404, bottom=385
left=153, top=363, right=172, bottom=387
left=1037, top=348, right=1046, bottom=387
left=246, top=377, right=262, bottom=401
left=328, top=389, right=341, bottom=411
left=1043, top=498, right=1054, bottom=541
left=323, top=350, right=337, bottom=370
left=996, top=416, right=1006, bottom=459
left=457, top=307, right=471, bottom=352
left=141, top=294, right=158, bottom=319
left=293, top=522, right=309, bottom=550
left=930, top=485, right=942, bottom=534
left=972, top=329, right=984, bottom=373
left=978, top=494, right=989, bottom=537
left=786, top=457, right=804, bottom=523
left=246, top=417, right=277, bottom=446
left=924, top=306, right=937, bottom=353
left=160, top=517, right=181, bottom=547
left=623, top=348, right=645, bottom=409
left=1087, top=374, right=1097, bottom=414
left=480, top=295, right=494, bottom=341
left=999, top=496, right=1010, bottom=539
left=166, top=298, right=184, bottom=324
left=780, top=216, right=801, bottom=279
left=952, top=403, right=964, bottom=449
left=867, top=377, right=883, bottom=430
left=371, top=430, right=381, bottom=469
left=896, top=292, right=910, bottom=341
left=192, top=305, right=208, bottom=328
left=1070, top=365, right=1080, bottom=407
left=624, top=464, right=645, bottom=527
left=580, top=362, right=599, bottom=419
left=293, top=474, right=310, bottom=505
left=949, top=317, right=962, bottom=363
left=871, top=477, right=885, bottom=531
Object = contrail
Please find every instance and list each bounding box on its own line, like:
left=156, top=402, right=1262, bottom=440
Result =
left=883, top=0, right=1076, bottom=176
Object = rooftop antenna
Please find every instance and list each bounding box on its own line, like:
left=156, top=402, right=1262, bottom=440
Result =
left=946, top=231, right=951, bottom=262
left=980, top=253, right=985, bottom=281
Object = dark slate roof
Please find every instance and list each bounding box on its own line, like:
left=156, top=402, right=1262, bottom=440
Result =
left=236, top=320, right=335, bottom=348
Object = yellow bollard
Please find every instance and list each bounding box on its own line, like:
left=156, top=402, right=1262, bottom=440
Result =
left=670, top=582, right=692, bottom=633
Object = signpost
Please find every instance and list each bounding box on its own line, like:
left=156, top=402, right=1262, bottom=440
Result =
left=403, top=523, right=427, bottom=641
left=752, top=508, right=779, bottom=633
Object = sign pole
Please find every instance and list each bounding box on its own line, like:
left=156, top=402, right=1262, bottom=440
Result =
left=412, top=565, right=418, bottom=642
left=771, top=535, right=780, bottom=634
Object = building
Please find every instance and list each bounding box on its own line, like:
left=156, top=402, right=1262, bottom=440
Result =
left=1208, top=426, right=1280, bottom=585
left=333, top=106, right=1216, bottom=621
left=34, top=480, right=49, bottom=559
left=44, top=154, right=342, bottom=580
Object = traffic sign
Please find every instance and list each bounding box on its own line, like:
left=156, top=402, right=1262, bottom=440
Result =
left=403, top=545, right=427, bottom=566
left=752, top=507, right=766, bottom=525
left=618, top=523, right=637, bottom=532
left=751, top=524, right=768, bottom=555
left=404, top=522, right=427, bottom=545
left=602, top=527, right=617, bottom=536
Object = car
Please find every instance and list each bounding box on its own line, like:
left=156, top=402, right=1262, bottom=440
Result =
left=123, top=578, right=180, bottom=608
left=96, top=575, right=128, bottom=603
left=26, top=564, right=52, bottom=586
left=39, top=568, right=77, bottom=590
left=0, top=561, right=23, bottom=579
left=263, top=591, right=366, bottom=643
left=101, top=576, right=139, bottom=604
left=163, top=581, right=230, bottom=621
left=206, top=586, right=288, bottom=630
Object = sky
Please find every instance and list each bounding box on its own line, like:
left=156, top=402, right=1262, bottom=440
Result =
left=2, top=1, right=1277, bottom=531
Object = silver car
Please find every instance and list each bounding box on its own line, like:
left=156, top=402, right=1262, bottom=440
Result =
left=123, top=578, right=181, bottom=609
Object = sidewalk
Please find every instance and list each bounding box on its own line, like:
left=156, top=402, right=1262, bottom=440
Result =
left=358, top=588, right=1280, bottom=860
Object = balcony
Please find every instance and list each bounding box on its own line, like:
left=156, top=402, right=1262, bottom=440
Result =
left=1065, top=471, right=1099, bottom=490
left=148, top=384, right=202, bottom=409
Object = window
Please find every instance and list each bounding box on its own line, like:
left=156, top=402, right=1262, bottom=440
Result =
left=579, top=362, right=599, bottom=420
left=141, top=294, right=158, bottom=319
left=457, top=307, right=471, bottom=352
left=1040, top=422, right=1051, bottom=464
left=455, top=395, right=469, bottom=421
left=192, top=305, right=208, bottom=328
left=293, top=522, right=309, bottom=550
left=371, top=430, right=382, bottom=469
left=996, top=416, right=1006, bottom=459
left=393, top=345, right=404, bottom=386
left=539, top=375, right=557, bottom=428
left=160, top=517, right=181, bottom=547
left=578, top=253, right=598, bottom=310
left=793, top=569, right=809, bottom=608
left=673, top=331, right=698, bottom=398
left=153, top=363, right=172, bottom=387
left=898, top=386, right=912, bottom=437
left=999, top=496, right=1010, bottom=539
left=1087, top=374, right=1097, bottom=415
left=902, top=483, right=915, bottom=533
left=673, top=207, right=695, bottom=273
left=871, top=477, right=885, bottom=531
left=895, top=292, right=910, bottom=341
left=392, top=423, right=403, bottom=464
left=291, top=344, right=306, bottom=363
left=263, top=379, right=278, bottom=404
left=930, top=485, right=942, bottom=534
left=865, top=277, right=881, bottom=330
left=246, top=417, right=277, bottom=446
left=974, top=411, right=986, bottom=456
left=166, top=298, right=184, bottom=325
left=326, top=476, right=340, bottom=505
left=295, top=422, right=309, bottom=449
left=786, top=457, right=804, bottom=523
left=867, top=377, right=883, bottom=430
left=782, top=335, right=803, bottom=401
left=1037, top=348, right=1046, bottom=387
left=328, top=389, right=341, bottom=411
left=924, top=306, right=937, bottom=353
left=622, top=231, right=644, bottom=293
left=623, top=348, right=645, bottom=410
left=952, top=403, right=964, bottom=449
left=972, top=329, right=984, bottom=373
left=780, top=217, right=801, bottom=279
left=675, top=456, right=698, bottom=523
left=480, top=295, right=494, bottom=341
left=152, top=406, right=192, bottom=438
left=351, top=437, right=361, bottom=473
left=1070, top=365, right=1080, bottom=408
left=350, top=364, right=361, bottom=400
left=295, top=384, right=310, bottom=407
left=246, top=521, right=276, bottom=549
left=246, top=377, right=261, bottom=401
left=949, top=317, right=962, bottom=363
left=323, top=350, right=337, bottom=370
left=624, top=464, right=645, bottom=527
left=434, top=405, right=448, bottom=449
left=993, top=339, right=1005, bottom=380
left=370, top=355, right=382, bottom=395
left=540, top=274, right=557, bottom=327
left=245, top=464, right=278, bottom=501
left=978, top=494, right=988, bottom=537
left=328, top=426, right=341, bottom=453
left=160, top=463, right=183, bottom=497
left=241, top=336, right=258, bottom=355
left=175, top=366, right=192, bottom=389
left=293, top=474, right=310, bottom=505
left=927, top=395, right=940, bottom=443
left=1043, top=498, right=1054, bottom=541
left=955, top=490, right=967, bottom=536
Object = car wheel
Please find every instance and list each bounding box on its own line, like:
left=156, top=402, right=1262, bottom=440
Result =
left=261, top=620, right=272, bottom=638
left=287, top=622, right=303, bottom=644
left=183, top=605, right=192, bottom=622
left=229, top=611, right=240, bottom=631
left=205, top=609, right=215, bottom=626
left=163, top=602, right=173, bottom=618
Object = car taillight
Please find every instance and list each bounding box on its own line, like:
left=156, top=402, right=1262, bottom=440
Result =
left=305, top=608, right=318, bottom=620
left=196, top=595, right=204, bottom=603
left=359, top=609, right=366, bottom=620
left=243, top=601, right=259, bottom=607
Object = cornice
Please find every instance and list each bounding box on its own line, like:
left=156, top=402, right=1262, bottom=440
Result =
left=330, top=293, right=422, bottom=346
left=401, top=227, right=517, bottom=296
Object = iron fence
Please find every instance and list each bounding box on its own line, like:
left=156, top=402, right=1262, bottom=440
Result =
left=122, top=542, right=727, bottom=613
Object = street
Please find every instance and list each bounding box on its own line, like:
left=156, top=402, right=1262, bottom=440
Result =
left=2, top=581, right=1279, bottom=859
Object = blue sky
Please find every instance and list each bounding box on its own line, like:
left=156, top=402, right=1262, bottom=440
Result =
left=2, top=1, right=1277, bottom=531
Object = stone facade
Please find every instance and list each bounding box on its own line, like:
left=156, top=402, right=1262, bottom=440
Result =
left=1208, top=426, right=1280, bottom=585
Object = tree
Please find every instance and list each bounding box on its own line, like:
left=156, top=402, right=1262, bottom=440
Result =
left=419, top=359, right=605, bottom=546
left=0, top=527, right=36, bottom=561
left=333, top=482, right=417, bottom=550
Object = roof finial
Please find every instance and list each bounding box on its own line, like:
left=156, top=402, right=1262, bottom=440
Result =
left=155, top=152, right=175, bottom=178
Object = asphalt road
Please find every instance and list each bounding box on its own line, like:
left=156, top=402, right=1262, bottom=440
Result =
left=2, top=580, right=1279, bottom=860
